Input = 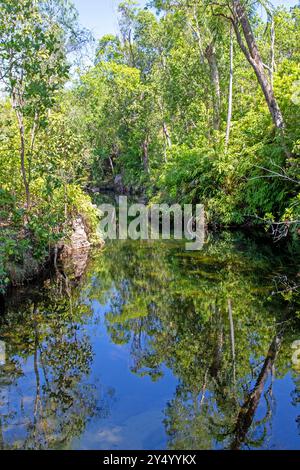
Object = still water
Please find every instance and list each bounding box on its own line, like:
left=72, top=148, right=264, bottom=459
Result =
left=0, top=233, right=300, bottom=450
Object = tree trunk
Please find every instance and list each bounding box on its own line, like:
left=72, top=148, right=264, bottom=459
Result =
left=205, top=42, right=221, bottom=131
left=142, top=137, right=150, bottom=174
left=232, top=0, right=284, bottom=130
left=128, top=29, right=136, bottom=68
left=28, top=111, right=39, bottom=185
left=228, top=298, right=236, bottom=385
left=230, top=330, right=283, bottom=450
left=226, top=26, right=234, bottom=148
left=15, top=108, right=31, bottom=210
left=163, top=122, right=172, bottom=149
left=270, top=18, right=276, bottom=86
left=108, top=156, right=115, bottom=175
left=163, top=122, right=172, bottom=162
left=210, top=306, right=224, bottom=378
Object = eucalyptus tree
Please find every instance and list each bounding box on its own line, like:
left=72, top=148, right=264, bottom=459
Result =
left=118, top=0, right=140, bottom=68
left=207, top=0, right=286, bottom=132
left=151, top=0, right=225, bottom=132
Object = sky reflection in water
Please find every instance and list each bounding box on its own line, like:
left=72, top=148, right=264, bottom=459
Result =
left=0, top=234, right=300, bottom=450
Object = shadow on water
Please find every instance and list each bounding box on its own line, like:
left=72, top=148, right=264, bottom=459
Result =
left=0, top=230, right=300, bottom=450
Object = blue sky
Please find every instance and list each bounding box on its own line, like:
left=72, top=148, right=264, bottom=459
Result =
left=72, top=0, right=147, bottom=39
left=72, top=0, right=298, bottom=39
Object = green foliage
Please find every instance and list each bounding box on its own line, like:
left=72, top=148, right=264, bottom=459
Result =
left=1, top=0, right=300, bottom=289
left=71, top=1, right=300, bottom=235
left=152, top=144, right=216, bottom=204
left=0, top=0, right=101, bottom=291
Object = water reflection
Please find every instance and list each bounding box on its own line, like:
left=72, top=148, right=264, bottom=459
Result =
left=0, top=281, right=112, bottom=449
left=0, top=232, right=300, bottom=449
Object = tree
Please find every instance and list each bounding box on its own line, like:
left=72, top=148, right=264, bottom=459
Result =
left=225, top=26, right=234, bottom=147
left=152, top=0, right=223, bottom=131
left=0, top=0, right=89, bottom=212
left=0, top=0, right=71, bottom=210
left=210, top=0, right=285, bottom=131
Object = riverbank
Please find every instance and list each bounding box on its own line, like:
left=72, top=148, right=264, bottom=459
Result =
left=2, top=182, right=299, bottom=297
left=0, top=188, right=104, bottom=295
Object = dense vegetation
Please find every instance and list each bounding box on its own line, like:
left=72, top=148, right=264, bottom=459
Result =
left=74, top=0, right=300, bottom=229
left=0, top=0, right=300, bottom=292
left=0, top=0, right=101, bottom=292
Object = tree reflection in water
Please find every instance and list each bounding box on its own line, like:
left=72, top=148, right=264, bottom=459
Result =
left=0, top=276, right=112, bottom=449
left=99, top=234, right=300, bottom=450
left=0, top=232, right=300, bottom=449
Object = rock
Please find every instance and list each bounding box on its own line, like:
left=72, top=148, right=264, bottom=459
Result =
left=58, top=216, right=91, bottom=280
left=70, top=217, right=91, bottom=251
left=59, top=216, right=90, bottom=262
left=114, top=174, right=124, bottom=192
left=61, top=247, right=90, bottom=280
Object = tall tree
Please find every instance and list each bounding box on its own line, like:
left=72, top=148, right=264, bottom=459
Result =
left=152, top=0, right=223, bottom=131
left=226, top=25, right=234, bottom=147
left=211, top=0, right=285, bottom=131
left=0, top=0, right=69, bottom=209
left=0, top=0, right=87, bottom=211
